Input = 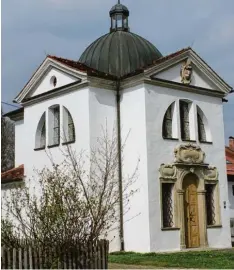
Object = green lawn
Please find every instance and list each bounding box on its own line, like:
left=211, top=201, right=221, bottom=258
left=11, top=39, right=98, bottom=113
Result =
left=109, top=249, right=234, bottom=269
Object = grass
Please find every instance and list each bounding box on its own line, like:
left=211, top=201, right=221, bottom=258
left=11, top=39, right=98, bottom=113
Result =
left=109, top=249, right=234, bottom=269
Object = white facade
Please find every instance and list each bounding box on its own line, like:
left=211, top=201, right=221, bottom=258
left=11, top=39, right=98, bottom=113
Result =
left=2, top=48, right=233, bottom=252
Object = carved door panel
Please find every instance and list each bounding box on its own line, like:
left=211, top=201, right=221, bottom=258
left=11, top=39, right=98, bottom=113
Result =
left=184, top=178, right=200, bottom=248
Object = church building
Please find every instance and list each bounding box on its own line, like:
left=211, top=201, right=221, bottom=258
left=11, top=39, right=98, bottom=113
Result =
left=2, top=2, right=233, bottom=252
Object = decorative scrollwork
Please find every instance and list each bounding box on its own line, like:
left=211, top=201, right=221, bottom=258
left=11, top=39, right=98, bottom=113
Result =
left=204, top=166, right=218, bottom=181
left=174, top=143, right=205, bottom=164
left=159, top=164, right=176, bottom=180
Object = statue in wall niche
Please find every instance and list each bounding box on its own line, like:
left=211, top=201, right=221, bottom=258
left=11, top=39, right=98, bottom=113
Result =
left=180, top=59, right=193, bottom=85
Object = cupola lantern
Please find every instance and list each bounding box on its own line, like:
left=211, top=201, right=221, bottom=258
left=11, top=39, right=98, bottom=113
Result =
left=109, top=0, right=130, bottom=32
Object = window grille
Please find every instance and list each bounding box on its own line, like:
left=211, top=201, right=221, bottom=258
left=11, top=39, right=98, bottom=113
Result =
left=197, top=112, right=206, bottom=142
left=163, top=105, right=173, bottom=138
left=205, top=184, right=216, bottom=226
left=162, top=183, right=174, bottom=228
left=53, top=107, right=60, bottom=145
left=180, top=101, right=190, bottom=140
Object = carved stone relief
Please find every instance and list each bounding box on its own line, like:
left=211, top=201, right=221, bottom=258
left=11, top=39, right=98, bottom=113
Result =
left=174, top=144, right=205, bottom=164
left=159, top=143, right=219, bottom=249
left=180, top=59, right=193, bottom=85
left=159, top=164, right=176, bottom=180
left=203, top=166, right=218, bottom=181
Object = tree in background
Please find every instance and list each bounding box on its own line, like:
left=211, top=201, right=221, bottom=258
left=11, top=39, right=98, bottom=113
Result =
left=1, top=126, right=139, bottom=268
left=1, top=109, right=15, bottom=172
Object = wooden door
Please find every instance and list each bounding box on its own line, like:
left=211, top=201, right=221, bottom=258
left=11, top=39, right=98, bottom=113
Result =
left=184, top=176, right=200, bottom=248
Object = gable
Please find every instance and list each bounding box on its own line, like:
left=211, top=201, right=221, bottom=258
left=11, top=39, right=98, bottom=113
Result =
left=14, top=57, right=87, bottom=103
left=152, top=61, right=215, bottom=90
left=145, top=48, right=232, bottom=94
left=29, top=67, right=77, bottom=98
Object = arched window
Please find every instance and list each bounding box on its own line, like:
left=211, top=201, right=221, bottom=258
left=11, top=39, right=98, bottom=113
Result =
left=35, top=112, right=46, bottom=149
left=162, top=102, right=178, bottom=139
left=62, top=107, right=75, bottom=144
left=163, top=104, right=173, bottom=139
left=197, top=112, right=206, bottom=142
left=180, top=100, right=190, bottom=140
left=197, top=106, right=211, bottom=142
left=48, top=105, right=60, bottom=147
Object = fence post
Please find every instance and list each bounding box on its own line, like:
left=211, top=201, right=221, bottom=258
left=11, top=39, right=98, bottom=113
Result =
left=1, top=246, right=5, bottom=269
left=18, top=248, right=22, bottom=269
left=33, top=247, right=38, bottom=269
left=12, top=248, right=16, bottom=269
left=24, top=248, right=28, bottom=269
left=38, top=247, right=42, bottom=269
left=7, top=248, right=11, bottom=269
left=28, top=246, right=33, bottom=269
left=1, top=240, right=109, bottom=270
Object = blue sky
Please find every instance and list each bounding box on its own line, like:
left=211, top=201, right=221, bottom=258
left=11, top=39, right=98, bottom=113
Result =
left=2, top=0, right=234, bottom=142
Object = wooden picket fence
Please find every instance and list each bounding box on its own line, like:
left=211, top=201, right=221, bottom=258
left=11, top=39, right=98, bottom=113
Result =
left=1, top=240, right=109, bottom=269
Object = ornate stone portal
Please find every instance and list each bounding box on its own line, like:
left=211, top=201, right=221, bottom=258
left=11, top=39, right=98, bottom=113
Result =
left=180, top=59, right=193, bottom=85
left=159, top=143, right=220, bottom=249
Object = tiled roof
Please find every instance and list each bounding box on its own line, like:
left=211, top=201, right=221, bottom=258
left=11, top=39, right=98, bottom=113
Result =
left=48, top=48, right=191, bottom=81
left=151, top=47, right=190, bottom=67
left=3, top=107, right=24, bottom=118
left=1, top=165, right=24, bottom=184
left=226, top=141, right=234, bottom=176
left=48, top=55, right=116, bottom=80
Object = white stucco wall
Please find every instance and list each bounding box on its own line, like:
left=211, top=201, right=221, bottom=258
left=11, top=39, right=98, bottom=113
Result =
left=145, top=82, right=231, bottom=250
left=88, top=86, right=120, bottom=251
left=120, top=85, right=151, bottom=252
left=154, top=62, right=216, bottom=90
left=3, top=71, right=231, bottom=252
left=89, top=87, right=117, bottom=146
left=30, top=68, right=77, bottom=97
left=14, top=87, right=90, bottom=191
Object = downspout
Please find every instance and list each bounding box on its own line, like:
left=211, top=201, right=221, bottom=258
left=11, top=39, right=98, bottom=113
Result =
left=116, top=78, right=125, bottom=251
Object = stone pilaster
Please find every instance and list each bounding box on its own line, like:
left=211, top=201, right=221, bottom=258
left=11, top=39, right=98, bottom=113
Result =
left=177, top=189, right=186, bottom=249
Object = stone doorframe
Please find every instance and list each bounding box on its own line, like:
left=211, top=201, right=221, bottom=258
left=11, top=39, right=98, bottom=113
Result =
left=159, top=143, right=220, bottom=249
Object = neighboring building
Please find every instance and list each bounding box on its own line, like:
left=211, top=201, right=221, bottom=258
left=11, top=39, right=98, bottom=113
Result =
left=226, top=137, right=234, bottom=244
left=2, top=2, right=233, bottom=252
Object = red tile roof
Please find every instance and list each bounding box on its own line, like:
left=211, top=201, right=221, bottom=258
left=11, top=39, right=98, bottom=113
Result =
left=1, top=165, right=24, bottom=184
left=47, top=55, right=116, bottom=79
left=151, top=47, right=190, bottom=67
left=226, top=137, right=234, bottom=176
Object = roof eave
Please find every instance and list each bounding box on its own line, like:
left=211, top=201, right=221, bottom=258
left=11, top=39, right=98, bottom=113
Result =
left=145, top=77, right=225, bottom=98
left=3, top=107, right=24, bottom=121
